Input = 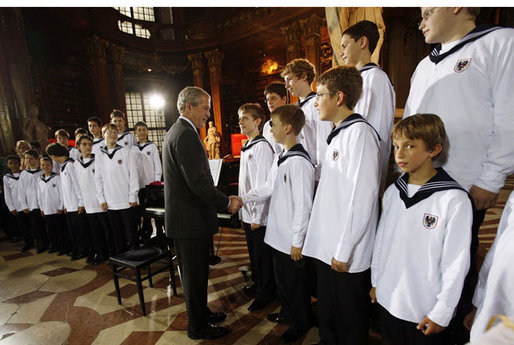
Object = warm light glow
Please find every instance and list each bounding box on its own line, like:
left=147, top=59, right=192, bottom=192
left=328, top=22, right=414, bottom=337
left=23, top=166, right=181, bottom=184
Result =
left=261, top=59, right=278, bottom=75
left=150, top=94, right=165, bottom=109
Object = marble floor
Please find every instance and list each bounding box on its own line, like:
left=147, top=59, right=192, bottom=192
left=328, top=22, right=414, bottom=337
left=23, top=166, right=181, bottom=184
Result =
left=0, top=176, right=512, bottom=345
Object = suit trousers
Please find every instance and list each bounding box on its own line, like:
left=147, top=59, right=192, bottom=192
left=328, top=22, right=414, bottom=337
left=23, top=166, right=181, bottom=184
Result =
left=243, top=223, right=276, bottom=301
left=174, top=236, right=211, bottom=335
left=317, top=261, right=371, bottom=345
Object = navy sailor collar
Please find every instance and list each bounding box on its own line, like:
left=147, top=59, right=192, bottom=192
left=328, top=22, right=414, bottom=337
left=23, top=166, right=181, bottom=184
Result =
left=6, top=173, right=20, bottom=180
left=77, top=154, right=95, bottom=168
left=101, top=145, right=123, bottom=159
left=60, top=158, right=75, bottom=172
left=297, top=91, right=316, bottom=108
left=277, top=144, right=313, bottom=167
left=241, top=135, right=272, bottom=152
left=136, top=141, right=154, bottom=151
left=41, top=172, right=58, bottom=182
left=118, top=132, right=131, bottom=140
left=394, top=167, right=468, bottom=208
left=326, top=113, right=381, bottom=145
left=93, top=138, right=104, bottom=146
left=359, top=62, right=380, bottom=72
left=429, top=25, right=501, bottom=64
left=25, top=168, right=42, bottom=174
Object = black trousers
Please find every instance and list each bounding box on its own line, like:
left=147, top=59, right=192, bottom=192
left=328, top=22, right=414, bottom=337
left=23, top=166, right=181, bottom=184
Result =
left=28, top=209, right=48, bottom=249
left=44, top=214, right=65, bottom=251
left=174, top=236, right=211, bottom=335
left=317, top=261, right=371, bottom=345
left=243, top=223, right=276, bottom=301
left=272, top=248, right=312, bottom=331
left=108, top=208, right=137, bottom=254
left=3, top=211, right=20, bottom=239
left=86, top=212, right=110, bottom=259
left=66, top=211, right=90, bottom=256
left=379, top=304, right=446, bottom=345
left=16, top=212, right=33, bottom=246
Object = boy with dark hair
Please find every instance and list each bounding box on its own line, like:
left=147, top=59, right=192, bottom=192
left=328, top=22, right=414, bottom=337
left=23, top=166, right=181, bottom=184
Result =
left=404, top=8, right=514, bottom=341
left=54, top=129, right=72, bottom=174
left=19, top=149, right=48, bottom=253
left=371, top=114, right=472, bottom=344
left=47, top=143, right=89, bottom=260
left=4, top=155, right=31, bottom=250
left=263, top=82, right=287, bottom=154
left=37, top=157, right=65, bottom=254
left=88, top=116, right=106, bottom=155
left=302, top=66, right=381, bottom=345
left=237, top=103, right=276, bottom=311
left=30, top=141, right=42, bottom=157
left=281, top=58, right=332, bottom=180
left=74, top=135, right=111, bottom=263
left=341, top=20, right=395, bottom=191
left=70, top=128, right=88, bottom=160
left=110, top=109, right=135, bottom=149
left=95, top=123, right=139, bottom=254
left=242, top=104, right=315, bottom=343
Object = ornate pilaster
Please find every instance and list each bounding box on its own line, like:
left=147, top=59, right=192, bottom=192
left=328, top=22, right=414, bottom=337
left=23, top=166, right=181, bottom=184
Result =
left=280, top=21, right=303, bottom=63
left=88, top=36, right=111, bottom=124
left=187, top=52, right=206, bottom=138
left=204, top=49, right=224, bottom=148
left=301, top=14, right=324, bottom=78
left=108, top=43, right=126, bottom=114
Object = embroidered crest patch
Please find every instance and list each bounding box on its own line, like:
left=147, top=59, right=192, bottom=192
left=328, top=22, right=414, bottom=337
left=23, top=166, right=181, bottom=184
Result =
left=117, top=159, right=123, bottom=165
left=248, top=154, right=253, bottom=160
left=332, top=149, right=339, bottom=161
left=52, top=184, right=56, bottom=188
left=423, top=213, right=439, bottom=229
left=454, top=58, right=472, bottom=73
left=284, top=174, right=287, bottom=183
left=92, top=169, right=95, bottom=173
left=146, top=151, right=151, bottom=155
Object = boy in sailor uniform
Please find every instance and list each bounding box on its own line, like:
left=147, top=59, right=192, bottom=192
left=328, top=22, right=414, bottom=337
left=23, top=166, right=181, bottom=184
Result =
left=95, top=123, right=139, bottom=254
left=4, top=155, right=32, bottom=251
left=37, top=157, right=64, bottom=254
left=110, top=109, right=135, bottom=149
left=262, top=82, right=287, bottom=155
left=69, top=128, right=88, bottom=161
left=88, top=116, right=106, bottom=155
left=132, top=121, right=162, bottom=241
left=465, top=190, right=514, bottom=340
left=237, top=103, right=276, bottom=312
left=242, top=104, right=315, bottom=343
left=302, top=66, right=381, bottom=345
left=74, top=135, right=111, bottom=264
left=341, top=20, right=395, bottom=192
left=54, top=129, right=74, bottom=174
left=19, top=149, right=48, bottom=253
left=370, top=114, right=472, bottom=344
left=404, top=9, right=514, bottom=337
left=281, top=59, right=332, bottom=180
left=47, top=143, right=90, bottom=261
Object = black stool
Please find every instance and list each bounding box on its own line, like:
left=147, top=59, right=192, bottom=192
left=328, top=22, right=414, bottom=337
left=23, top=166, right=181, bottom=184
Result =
left=108, top=246, right=177, bottom=316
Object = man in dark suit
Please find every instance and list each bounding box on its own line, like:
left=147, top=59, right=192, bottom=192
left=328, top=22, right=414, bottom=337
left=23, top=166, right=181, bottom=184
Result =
left=163, top=86, right=241, bottom=340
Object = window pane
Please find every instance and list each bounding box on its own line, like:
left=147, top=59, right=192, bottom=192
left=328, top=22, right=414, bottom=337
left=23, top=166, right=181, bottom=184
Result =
left=118, top=20, right=133, bottom=35
left=132, top=7, right=155, bottom=22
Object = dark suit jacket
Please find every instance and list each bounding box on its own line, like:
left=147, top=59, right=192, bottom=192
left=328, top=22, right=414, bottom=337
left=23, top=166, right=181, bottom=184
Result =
left=162, top=117, right=229, bottom=239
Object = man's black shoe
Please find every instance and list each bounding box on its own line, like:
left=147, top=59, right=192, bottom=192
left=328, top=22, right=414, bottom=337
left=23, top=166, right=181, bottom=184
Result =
left=248, top=297, right=272, bottom=312
left=188, top=324, right=229, bottom=340
left=267, top=313, right=289, bottom=323
left=280, top=327, right=308, bottom=343
left=243, top=284, right=257, bottom=294
left=208, top=311, right=227, bottom=323
left=209, top=255, right=221, bottom=266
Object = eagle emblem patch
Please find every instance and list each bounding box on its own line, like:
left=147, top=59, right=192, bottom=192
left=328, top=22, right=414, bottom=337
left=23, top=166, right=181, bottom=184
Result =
left=146, top=151, right=151, bottom=155
left=124, top=141, right=128, bottom=146
left=284, top=174, right=287, bottom=183
left=52, top=184, right=56, bottom=188
left=92, top=169, right=95, bottom=173
left=454, top=58, right=471, bottom=73
left=332, top=149, right=339, bottom=161
left=248, top=154, right=253, bottom=160
left=423, top=213, right=439, bottom=229
left=117, top=159, right=123, bottom=165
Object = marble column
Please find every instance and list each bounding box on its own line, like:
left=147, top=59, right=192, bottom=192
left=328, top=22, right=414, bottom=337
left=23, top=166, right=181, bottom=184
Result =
left=204, top=49, right=224, bottom=150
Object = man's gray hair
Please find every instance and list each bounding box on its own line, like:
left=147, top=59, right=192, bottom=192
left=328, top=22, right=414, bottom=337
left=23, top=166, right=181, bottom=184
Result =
left=177, top=86, right=210, bottom=115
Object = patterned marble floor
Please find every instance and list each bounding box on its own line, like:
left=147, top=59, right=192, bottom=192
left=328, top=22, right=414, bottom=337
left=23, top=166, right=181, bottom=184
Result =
left=0, top=175, right=512, bottom=345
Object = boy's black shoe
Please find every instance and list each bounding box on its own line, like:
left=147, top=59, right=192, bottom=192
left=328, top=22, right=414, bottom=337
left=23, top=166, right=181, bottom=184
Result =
left=243, top=284, right=257, bottom=294
left=188, top=324, right=229, bottom=340
left=208, top=311, right=227, bottom=323
left=37, top=246, right=48, bottom=254
left=57, top=250, right=67, bottom=256
left=21, top=243, right=34, bottom=252
left=92, top=256, right=106, bottom=265
left=86, top=252, right=96, bottom=264
left=280, top=327, right=309, bottom=343
left=267, top=313, right=289, bottom=323
left=48, top=247, right=58, bottom=254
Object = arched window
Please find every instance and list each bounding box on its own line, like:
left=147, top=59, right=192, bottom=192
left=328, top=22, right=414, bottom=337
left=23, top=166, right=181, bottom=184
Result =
left=114, top=7, right=154, bottom=39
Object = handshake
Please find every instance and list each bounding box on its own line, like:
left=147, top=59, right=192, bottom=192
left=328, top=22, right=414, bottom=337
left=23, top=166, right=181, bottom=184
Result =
left=227, top=195, right=243, bottom=214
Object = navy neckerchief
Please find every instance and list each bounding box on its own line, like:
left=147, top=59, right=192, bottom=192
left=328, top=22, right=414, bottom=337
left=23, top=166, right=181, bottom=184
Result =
left=326, top=113, right=381, bottom=145
left=25, top=168, right=42, bottom=175
left=77, top=154, right=95, bottom=168
left=297, top=91, right=316, bottom=108
left=101, top=145, right=123, bottom=160
left=241, top=135, right=273, bottom=152
left=429, top=25, right=501, bottom=64
left=118, top=132, right=131, bottom=141
left=277, top=144, right=313, bottom=167
left=93, top=138, right=104, bottom=146
left=6, top=173, right=20, bottom=180
left=394, top=167, right=468, bottom=208
left=41, top=172, right=58, bottom=183
left=136, top=141, right=154, bottom=151
left=67, top=145, right=74, bottom=151
left=359, top=62, right=379, bottom=72
left=60, top=158, right=75, bottom=172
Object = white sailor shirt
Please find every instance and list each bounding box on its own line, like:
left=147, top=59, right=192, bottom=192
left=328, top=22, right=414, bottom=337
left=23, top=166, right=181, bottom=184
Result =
left=37, top=173, right=63, bottom=215
left=92, top=137, right=106, bottom=156
left=74, top=155, right=104, bottom=214
left=303, top=114, right=380, bottom=272
left=95, top=145, right=139, bottom=210
left=131, top=141, right=162, bottom=185
left=60, top=158, right=83, bottom=212
left=18, top=168, right=44, bottom=211
left=117, top=131, right=135, bottom=149
left=3, top=173, right=23, bottom=212
left=238, top=135, right=274, bottom=225
left=371, top=168, right=472, bottom=327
